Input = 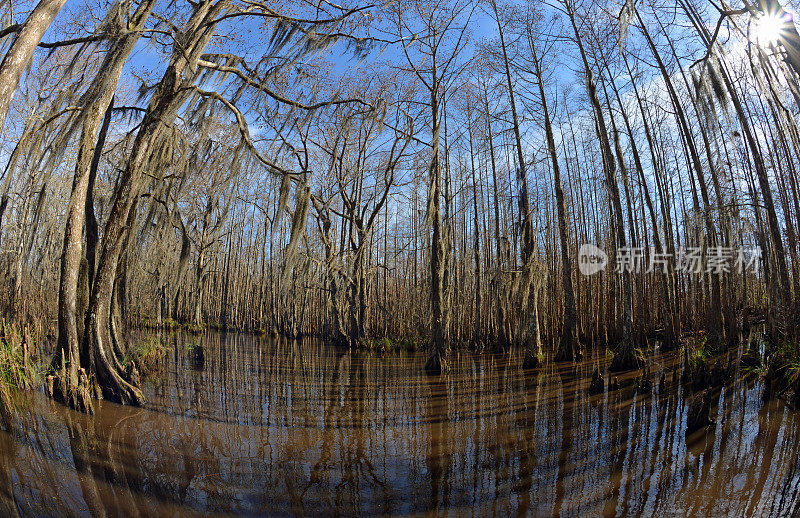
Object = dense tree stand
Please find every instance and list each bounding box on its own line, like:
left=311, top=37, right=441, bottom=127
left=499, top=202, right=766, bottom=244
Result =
left=1, top=0, right=799, bottom=393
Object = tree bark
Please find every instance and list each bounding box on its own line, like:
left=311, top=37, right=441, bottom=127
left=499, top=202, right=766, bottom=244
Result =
left=0, top=0, right=68, bottom=137
left=425, top=62, right=448, bottom=374
left=530, top=41, right=580, bottom=363
left=53, top=0, right=156, bottom=411
left=84, top=0, right=222, bottom=404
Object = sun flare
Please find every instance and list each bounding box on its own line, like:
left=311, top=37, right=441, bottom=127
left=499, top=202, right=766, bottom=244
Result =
left=754, top=13, right=787, bottom=46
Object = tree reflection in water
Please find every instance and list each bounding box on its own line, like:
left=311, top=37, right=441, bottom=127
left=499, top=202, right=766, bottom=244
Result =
left=0, top=331, right=799, bottom=516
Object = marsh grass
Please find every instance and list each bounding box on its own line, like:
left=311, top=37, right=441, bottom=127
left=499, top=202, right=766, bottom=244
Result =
left=125, top=336, right=168, bottom=378
left=0, top=320, right=42, bottom=430
left=686, top=337, right=712, bottom=371
left=358, top=336, right=426, bottom=353
left=758, top=338, right=800, bottom=403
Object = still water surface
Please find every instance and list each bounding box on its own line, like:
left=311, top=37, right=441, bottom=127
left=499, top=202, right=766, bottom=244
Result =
left=1, top=332, right=799, bottom=516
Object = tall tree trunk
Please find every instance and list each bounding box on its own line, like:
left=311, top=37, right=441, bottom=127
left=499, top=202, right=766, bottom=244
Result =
left=425, top=61, right=448, bottom=374
left=0, top=0, right=68, bottom=136
left=491, top=0, right=542, bottom=363
left=530, top=41, right=580, bottom=363
left=565, top=0, right=638, bottom=371
left=619, top=50, right=680, bottom=350
left=680, top=1, right=794, bottom=329
left=635, top=6, right=724, bottom=344
left=482, top=81, right=509, bottom=348
left=52, top=1, right=156, bottom=411
left=84, top=0, right=222, bottom=405
left=466, top=104, right=482, bottom=346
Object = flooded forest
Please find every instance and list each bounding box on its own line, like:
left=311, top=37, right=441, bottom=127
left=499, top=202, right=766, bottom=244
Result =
left=1, top=0, right=800, bottom=515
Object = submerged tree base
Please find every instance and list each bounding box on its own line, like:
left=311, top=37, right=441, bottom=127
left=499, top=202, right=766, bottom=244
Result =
left=47, top=368, right=94, bottom=415
left=609, top=343, right=643, bottom=373
left=588, top=368, right=604, bottom=395
left=424, top=351, right=449, bottom=375
left=94, top=369, right=145, bottom=407
left=522, top=350, right=544, bottom=369
left=554, top=342, right=583, bottom=363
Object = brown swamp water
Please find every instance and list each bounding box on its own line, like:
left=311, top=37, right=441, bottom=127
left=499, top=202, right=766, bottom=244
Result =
left=1, top=332, right=799, bottom=517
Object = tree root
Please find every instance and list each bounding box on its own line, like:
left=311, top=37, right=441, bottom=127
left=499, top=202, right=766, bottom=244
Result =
left=47, top=368, right=94, bottom=415
left=95, top=360, right=144, bottom=406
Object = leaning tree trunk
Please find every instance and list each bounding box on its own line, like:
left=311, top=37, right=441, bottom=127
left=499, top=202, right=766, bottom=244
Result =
left=52, top=0, right=156, bottom=412
left=0, top=0, right=68, bottom=136
left=84, top=0, right=223, bottom=405
left=637, top=7, right=724, bottom=345
left=620, top=50, right=680, bottom=350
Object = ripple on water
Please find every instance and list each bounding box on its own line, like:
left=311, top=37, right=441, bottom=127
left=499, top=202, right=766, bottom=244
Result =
left=1, top=331, right=799, bottom=516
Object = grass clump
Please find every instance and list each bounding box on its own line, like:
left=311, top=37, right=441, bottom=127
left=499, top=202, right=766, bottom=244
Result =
left=135, top=315, right=182, bottom=330
left=161, top=318, right=180, bottom=330
left=358, top=336, right=426, bottom=353
left=0, top=320, right=41, bottom=430
left=125, top=336, right=168, bottom=378
left=760, top=338, right=800, bottom=404
left=0, top=324, right=39, bottom=389
left=687, top=337, right=712, bottom=371
left=185, top=322, right=205, bottom=334
left=683, top=336, right=723, bottom=390
left=357, top=337, right=391, bottom=352
left=523, top=350, right=546, bottom=369
left=395, top=336, right=425, bottom=352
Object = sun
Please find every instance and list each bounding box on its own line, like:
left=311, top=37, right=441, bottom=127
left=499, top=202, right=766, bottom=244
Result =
left=754, top=13, right=787, bottom=46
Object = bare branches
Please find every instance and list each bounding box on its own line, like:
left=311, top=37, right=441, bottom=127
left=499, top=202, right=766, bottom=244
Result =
left=208, top=1, right=374, bottom=27
left=192, top=86, right=299, bottom=179
left=197, top=57, right=372, bottom=111
left=0, top=23, right=21, bottom=39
